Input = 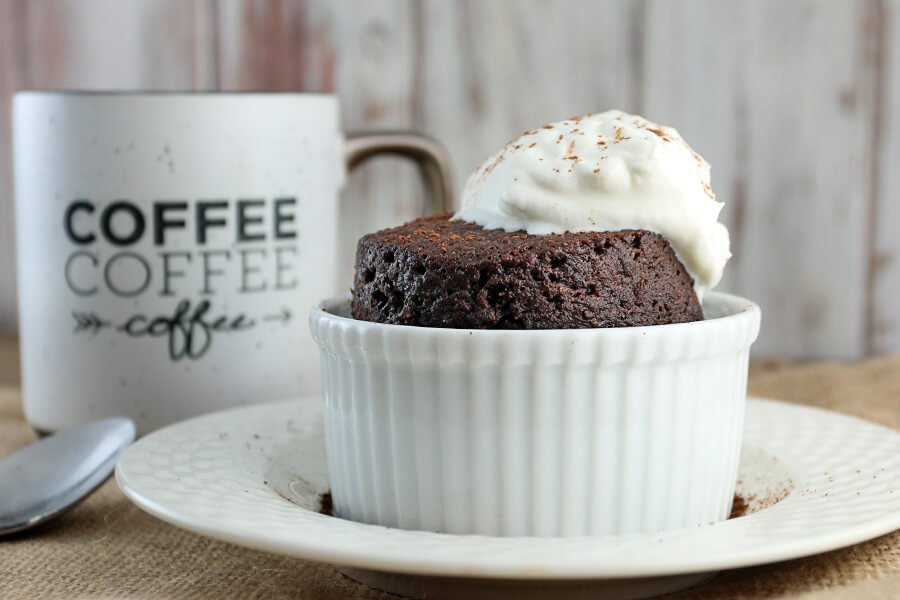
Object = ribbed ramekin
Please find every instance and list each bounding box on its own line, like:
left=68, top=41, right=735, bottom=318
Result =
left=309, top=292, right=760, bottom=537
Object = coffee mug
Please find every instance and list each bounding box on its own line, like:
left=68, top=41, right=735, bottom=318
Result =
left=13, top=92, right=451, bottom=434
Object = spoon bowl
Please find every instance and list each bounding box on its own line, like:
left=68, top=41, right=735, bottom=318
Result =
left=0, top=417, right=136, bottom=535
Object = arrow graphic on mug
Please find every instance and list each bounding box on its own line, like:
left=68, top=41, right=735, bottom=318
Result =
left=72, top=311, right=109, bottom=333
left=262, top=308, right=292, bottom=324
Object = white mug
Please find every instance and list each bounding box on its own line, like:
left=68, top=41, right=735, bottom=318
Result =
left=13, top=92, right=451, bottom=434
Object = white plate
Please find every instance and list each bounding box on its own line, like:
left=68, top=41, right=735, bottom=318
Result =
left=116, top=397, right=900, bottom=600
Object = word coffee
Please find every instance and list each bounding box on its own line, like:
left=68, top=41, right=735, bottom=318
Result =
left=63, top=197, right=299, bottom=298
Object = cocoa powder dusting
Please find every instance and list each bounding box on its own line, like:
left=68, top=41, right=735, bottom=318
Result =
left=318, top=491, right=334, bottom=516
left=613, top=127, right=631, bottom=143
left=728, top=494, right=750, bottom=519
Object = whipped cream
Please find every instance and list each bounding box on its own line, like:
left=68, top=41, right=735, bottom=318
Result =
left=453, top=110, right=730, bottom=298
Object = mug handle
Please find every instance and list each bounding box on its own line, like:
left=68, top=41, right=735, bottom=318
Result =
left=344, top=131, right=453, bottom=215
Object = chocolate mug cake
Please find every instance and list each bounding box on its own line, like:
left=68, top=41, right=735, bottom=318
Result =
left=351, top=217, right=702, bottom=329
left=352, top=110, right=729, bottom=331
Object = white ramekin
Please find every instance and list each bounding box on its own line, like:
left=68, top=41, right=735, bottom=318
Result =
left=309, top=292, right=760, bottom=537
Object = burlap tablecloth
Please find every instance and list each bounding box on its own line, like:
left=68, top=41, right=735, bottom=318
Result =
left=0, top=337, right=897, bottom=599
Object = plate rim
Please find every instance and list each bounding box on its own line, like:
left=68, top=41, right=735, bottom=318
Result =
left=116, top=396, right=900, bottom=580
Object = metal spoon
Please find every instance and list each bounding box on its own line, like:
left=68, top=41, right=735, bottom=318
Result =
left=0, top=417, right=135, bottom=535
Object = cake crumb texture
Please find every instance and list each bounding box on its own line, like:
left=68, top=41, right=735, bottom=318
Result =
left=351, top=215, right=703, bottom=329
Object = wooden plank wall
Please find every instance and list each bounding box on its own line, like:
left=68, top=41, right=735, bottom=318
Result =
left=0, top=0, right=897, bottom=360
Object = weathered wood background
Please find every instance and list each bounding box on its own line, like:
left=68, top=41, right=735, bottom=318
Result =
left=0, top=0, right=898, bottom=360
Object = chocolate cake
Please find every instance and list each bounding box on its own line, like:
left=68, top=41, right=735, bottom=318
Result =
left=350, top=215, right=703, bottom=329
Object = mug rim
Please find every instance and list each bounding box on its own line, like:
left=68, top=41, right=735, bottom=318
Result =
left=311, top=290, right=760, bottom=338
